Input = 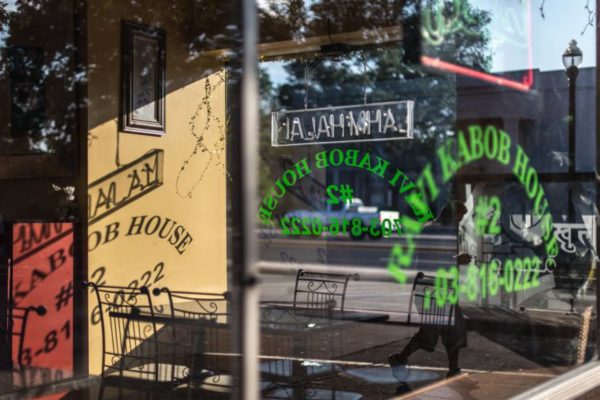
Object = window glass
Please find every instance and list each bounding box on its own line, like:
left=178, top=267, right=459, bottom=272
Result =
left=1, top=0, right=243, bottom=398
left=1, top=0, right=599, bottom=399
left=257, top=1, right=598, bottom=398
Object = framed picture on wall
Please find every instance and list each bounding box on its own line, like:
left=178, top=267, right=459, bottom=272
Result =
left=120, top=21, right=166, bottom=136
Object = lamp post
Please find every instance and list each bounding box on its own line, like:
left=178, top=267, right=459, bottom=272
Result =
left=562, top=39, right=582, bottom=221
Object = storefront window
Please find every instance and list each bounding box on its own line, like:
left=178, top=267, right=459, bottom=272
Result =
left=257, top=0, right=600, bottom=398
left=1, top=0, right=600, bottom=399
left=1, top=0, right=244, bottom=398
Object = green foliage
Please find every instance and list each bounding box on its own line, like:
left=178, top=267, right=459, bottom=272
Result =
left=0, top=0, right=78, bottom=162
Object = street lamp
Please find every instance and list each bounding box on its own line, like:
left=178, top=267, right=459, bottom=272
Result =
left=563, top=39, right=583, bottom=70
left=563, top=39, right=582, bottom=222
left=563, top=39, right=582, bottom=175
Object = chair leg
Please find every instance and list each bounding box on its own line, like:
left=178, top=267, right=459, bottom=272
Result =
left=97, top=383, right=105, bottom=400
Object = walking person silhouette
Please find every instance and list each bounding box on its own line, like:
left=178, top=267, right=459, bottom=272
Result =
left=389, top=201, right=471, bottom=378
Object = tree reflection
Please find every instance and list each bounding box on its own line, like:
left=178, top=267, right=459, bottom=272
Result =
left=257, top=0, right=492, bottom=211
left=0, top=0, right=78, bottom=165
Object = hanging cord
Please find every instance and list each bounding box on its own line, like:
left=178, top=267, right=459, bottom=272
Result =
left=362, top=52, right=368, bottom=104
left=327, top=15, right=334, bottom=45
left=304, top=60, right=310, bottom=109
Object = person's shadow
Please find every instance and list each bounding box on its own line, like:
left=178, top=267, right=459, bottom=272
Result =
left=395, top=383, right=412, bottom=395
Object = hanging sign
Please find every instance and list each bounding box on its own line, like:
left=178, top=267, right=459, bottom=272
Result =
left=271, top=100, right=414, bottom=147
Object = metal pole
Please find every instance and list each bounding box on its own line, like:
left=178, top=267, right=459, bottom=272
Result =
left=568, top=72, right=577, bottom=176
left=567, top=66, right=578, bottom=222
left=7, top=256, right=13, bottom=370
left=241, top=0, right=260, bottom=395
left=595, top=0, right=600, bottom=360
left=230, top=0, right=259, bottom=397
left=0, top=218, right=10, bottom=370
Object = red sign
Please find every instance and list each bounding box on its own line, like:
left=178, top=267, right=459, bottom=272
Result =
left=421, top=0, right=534, bottom=92
left=12, top=223, right=74, bottom=396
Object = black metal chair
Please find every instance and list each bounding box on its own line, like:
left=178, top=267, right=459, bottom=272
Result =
left=291, top=270, right=357, bottom=382
left=85, top=282, right=188, bottom=396
left=293, top=269, right=360, bottom=317
left=152, top=288, right=284, bottom=399
left=153, top=288, right=231, bottom=321
left=407, top=272, right=456, bottom=327
left=151, top=288, right=232, bottom=398
left=0, top=305, right=48, bottom=393
left=9, top=305, right=47, bottom=369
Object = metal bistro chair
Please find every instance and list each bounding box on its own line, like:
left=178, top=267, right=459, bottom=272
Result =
left=407, top=272, right=456, bottom=328
left=85, top=282, right=188, bottom=395
left=293, top=269, right=360, bottom=317
left=152, top=288, right=232, bottom=397
left=9, top=305, right=47, bottom=370
left=0, top=305, right=47, bottom=392
left=153, top=288, right=282, bottom=399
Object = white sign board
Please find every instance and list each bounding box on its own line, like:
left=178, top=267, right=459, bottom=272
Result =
left=271, top=100, right=414, bottom=147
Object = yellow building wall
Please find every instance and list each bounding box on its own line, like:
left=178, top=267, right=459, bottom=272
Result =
left=87, top=1, right=228, bottom=374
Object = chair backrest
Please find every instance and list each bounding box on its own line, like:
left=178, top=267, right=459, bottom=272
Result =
left=293, top=269, right=359, bottom=315
left=152, top=288, right=231, bottom=378
left=152, top=288, right=230, bottom=321
left=10, top=305, right=47, bottom=369
left=85, top=282, right=159, bottom=380
left=407, top=272, right=455, bottom=327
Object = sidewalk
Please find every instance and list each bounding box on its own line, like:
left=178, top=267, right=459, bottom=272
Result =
left=391, top=370, right=554, bottom=400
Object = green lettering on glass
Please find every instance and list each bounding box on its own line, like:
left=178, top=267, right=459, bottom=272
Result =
left=432, top=256, right=542, bottom=306
left=474, top=196, right=501, bottom=236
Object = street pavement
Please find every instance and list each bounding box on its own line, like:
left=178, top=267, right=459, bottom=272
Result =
left=258, top=233, right=564, bottom=311
left=259, top=233, right=457, bottom=272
